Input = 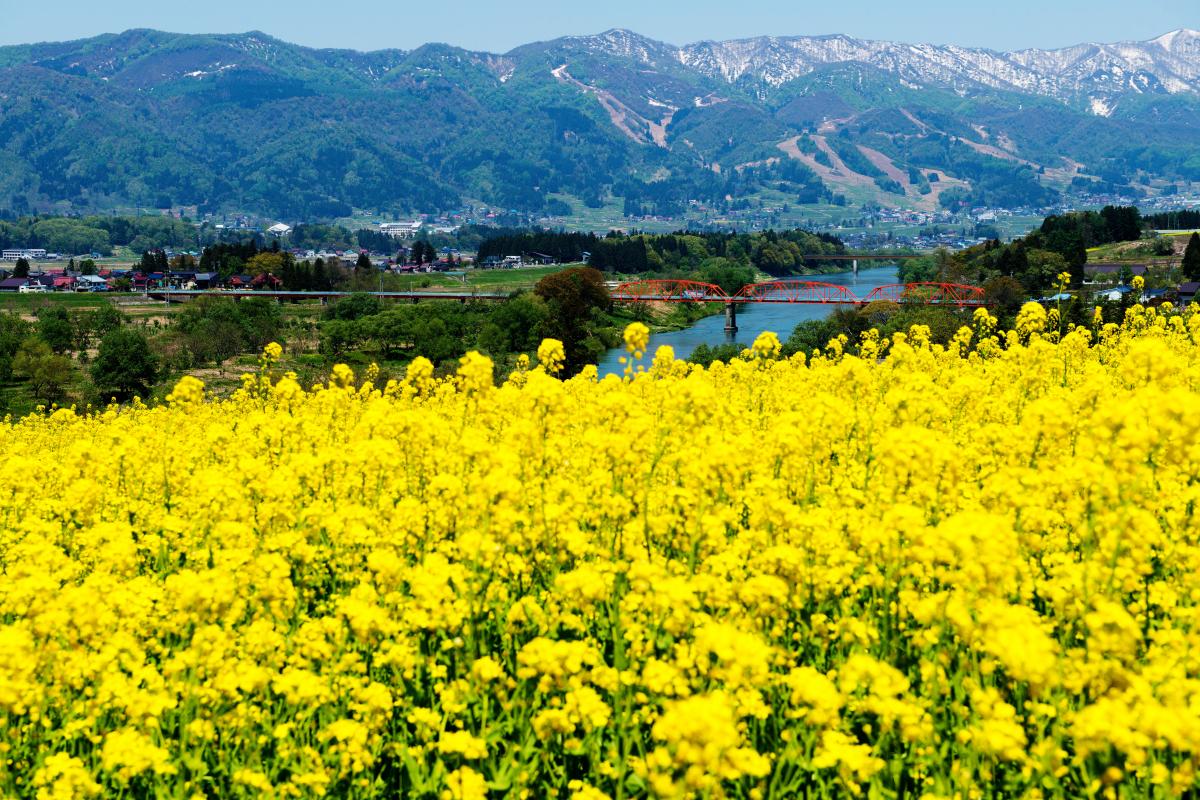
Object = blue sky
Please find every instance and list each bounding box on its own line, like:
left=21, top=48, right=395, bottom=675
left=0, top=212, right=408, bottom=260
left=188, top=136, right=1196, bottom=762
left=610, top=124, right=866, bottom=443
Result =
left=1, top=0, right=1196, bottom=52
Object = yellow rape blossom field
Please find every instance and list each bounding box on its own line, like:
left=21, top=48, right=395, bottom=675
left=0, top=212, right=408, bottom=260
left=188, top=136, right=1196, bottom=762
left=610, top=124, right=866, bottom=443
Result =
left=4, top=303, right=1200, bottom=799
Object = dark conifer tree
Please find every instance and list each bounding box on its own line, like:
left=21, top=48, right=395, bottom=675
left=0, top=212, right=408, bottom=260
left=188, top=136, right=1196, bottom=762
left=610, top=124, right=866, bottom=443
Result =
left=1183, top=233, right=1200, bottom=281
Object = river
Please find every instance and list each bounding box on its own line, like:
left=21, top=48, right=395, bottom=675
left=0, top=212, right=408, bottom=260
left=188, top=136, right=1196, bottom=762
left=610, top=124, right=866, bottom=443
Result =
left=596, top=265, right=899, bottom=377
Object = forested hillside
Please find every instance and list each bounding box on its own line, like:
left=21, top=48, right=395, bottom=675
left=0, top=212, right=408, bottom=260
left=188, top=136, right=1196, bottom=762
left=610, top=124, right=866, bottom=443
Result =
left=2, top=29, right=1200, bottom=219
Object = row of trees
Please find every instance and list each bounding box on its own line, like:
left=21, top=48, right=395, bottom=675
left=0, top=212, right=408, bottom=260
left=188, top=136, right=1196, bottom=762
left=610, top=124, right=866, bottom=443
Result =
left=318, top=267, right=617, bottom=376
left=1144, top=210, right=1200, bottom=230
left=0, top=215, right=197, bottom=256
left=901, top=206, right=1152, bottom=295
left=0, top=307, right=157, bottom=407
left=476, top=228, right=847, bottom=277
left=1, top=293, right=290, bottom=412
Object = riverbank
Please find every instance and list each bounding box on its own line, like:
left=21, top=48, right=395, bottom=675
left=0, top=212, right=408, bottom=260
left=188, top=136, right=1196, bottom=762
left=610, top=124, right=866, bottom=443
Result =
left=596, top=265, right=901, bottom=376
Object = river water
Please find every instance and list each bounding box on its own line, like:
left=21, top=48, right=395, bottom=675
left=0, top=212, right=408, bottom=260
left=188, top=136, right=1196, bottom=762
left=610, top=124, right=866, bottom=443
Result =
left=596, top=265, right=900, bottom=377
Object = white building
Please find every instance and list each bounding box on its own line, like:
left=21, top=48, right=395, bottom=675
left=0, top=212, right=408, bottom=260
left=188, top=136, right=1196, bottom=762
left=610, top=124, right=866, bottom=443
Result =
left=267, top=223, right=293, bottom=236
left=379, top=221, right=423, bottom=239
left=1, top=249, right=47, bottom=261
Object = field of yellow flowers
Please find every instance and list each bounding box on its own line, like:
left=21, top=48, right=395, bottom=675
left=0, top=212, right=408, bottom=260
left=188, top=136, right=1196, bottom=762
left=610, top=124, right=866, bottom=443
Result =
left=3, top=303, right=1200, bottom=800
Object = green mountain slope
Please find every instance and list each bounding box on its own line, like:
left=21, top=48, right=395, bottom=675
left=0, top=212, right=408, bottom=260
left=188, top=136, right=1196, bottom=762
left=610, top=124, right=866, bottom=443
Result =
left=1, top=29, right=1198, bottom=219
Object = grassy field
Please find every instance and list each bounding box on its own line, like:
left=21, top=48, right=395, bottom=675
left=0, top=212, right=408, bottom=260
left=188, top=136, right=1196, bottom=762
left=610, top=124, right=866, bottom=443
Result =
left=422, top=265, right=577, bottom=292
left=1085, top=238, right=1182, bottom=262
left=0, top=293, right=122, bottom=312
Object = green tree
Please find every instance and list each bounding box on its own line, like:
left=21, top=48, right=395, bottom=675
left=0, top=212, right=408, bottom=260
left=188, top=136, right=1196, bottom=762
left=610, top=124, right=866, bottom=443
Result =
left=91, top=328, right=158, bottom=403
left=697, top=258, right=755, bottom=296
left=37, top=308, right=76, bottom=354
left=247, top=251, right=286, bottom=276
left=324, top=293, right=381, bottom=321
left=79, top=259, right=98, bottom=276
left=982, top=276, right=1026, bottom=318
left=687, top=342, right=743, bottom=367
left=0, top=313, right=33, bottom=382
left=175, top=297, right=281, bottom=366
left=1022, top=250, right=1069, bottom=294
left=73, top=305, right=125, bottom=352
left=534, top=267, right=611, bottom=375
left=1182, top=233, right=1200, bottom=281
left=12, top=338, right=72, bottom=404
left=476, top=294, right=550, bottom=356
left=13, top=258, right=29, bottom=279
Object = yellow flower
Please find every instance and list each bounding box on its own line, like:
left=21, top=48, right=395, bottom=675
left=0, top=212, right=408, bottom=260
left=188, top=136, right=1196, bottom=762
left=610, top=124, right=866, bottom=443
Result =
left=537, top=338, right=566, bottom=375
left=330, top=363, right=355, bottom=388
left=2, top=304, right=1200, bottom=799
left=751, top=331, right=782, bottom=360
left=623, top=321, right=650, bottom=357
left=437, top=730, right=488, bottom=759
left=442, top=766, right=488, bottom=800
left=1015, top=301, right=1047, bottom=338
left=166, top=375, right=205, bottom=405
left=33, top=753, right=100, bottom=800
left=457, top=351, right=494, bottom=394
left=101, top=728, right=176, bottom=782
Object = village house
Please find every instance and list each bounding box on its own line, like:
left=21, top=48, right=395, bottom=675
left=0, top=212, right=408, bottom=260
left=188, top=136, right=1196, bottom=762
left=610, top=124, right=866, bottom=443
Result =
left=1084, top=263, right=1148, bottom=284
left=1179, top=282, right=1200, bottom=305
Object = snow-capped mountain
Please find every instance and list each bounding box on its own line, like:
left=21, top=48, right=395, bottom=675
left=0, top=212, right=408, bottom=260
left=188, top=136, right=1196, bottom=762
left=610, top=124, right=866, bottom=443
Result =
left=564, top=28, right=1200, bottom=115
left=3, top=26, right=1200, bottom=218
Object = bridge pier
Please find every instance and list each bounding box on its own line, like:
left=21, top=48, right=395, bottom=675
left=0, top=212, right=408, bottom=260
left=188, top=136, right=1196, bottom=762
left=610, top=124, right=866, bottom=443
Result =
left=724, top=302, right=738, bottom=335
left=853, top=258, right=858, bottom=276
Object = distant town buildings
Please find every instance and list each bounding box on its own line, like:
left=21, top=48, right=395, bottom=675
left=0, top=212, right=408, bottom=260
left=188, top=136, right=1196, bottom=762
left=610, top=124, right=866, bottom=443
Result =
left=1, top=248, right=48, bottom=261
left=379, top=221, right=423, bottom=238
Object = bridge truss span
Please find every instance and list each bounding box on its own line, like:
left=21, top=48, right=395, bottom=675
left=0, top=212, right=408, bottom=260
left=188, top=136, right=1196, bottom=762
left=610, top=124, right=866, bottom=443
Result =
left=734, top=280, right=860, bottom=304
left=859, top=282, right=987, bottom=307
left=611, top=278, right=988, bottom=307
left=610, top=279, right=731, bottom=303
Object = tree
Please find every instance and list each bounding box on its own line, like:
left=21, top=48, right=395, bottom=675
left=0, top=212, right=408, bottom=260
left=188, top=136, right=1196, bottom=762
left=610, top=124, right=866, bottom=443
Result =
left=982, top=276, right=1026, bottom=318
left=534, top=267, right=611, bottom=375
left=92, top=328, right=158, bottom=402
left=1022, top=249, right=1069, bottom=294
left=13, top=258, right=29, bottom=278
left=79, top=259, right=98, bottom=276
left=355, top=252, right=372, bottom=272
left=476, top=294, right=550, bottom=355
left=246, top=251, right=286, bottom=276
left=12, top=338, right=72, bottom=404
left=175, top=296, right=281, bottom=366
left=325, top=293, right=381, bottom=321
left=37, top=308, right=76, bottom=354
left=0, top=313, right=32, bottom=382
left=1183, top=233, right=1200, bottom=281
left=312, top=258, right=330, bottom=290
left=74, top=304, right=124, bottom=352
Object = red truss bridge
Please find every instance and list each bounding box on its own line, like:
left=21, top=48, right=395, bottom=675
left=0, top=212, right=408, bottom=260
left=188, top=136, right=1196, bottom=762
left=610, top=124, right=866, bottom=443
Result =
left=611, top=279, right=987, bottom=333
left=611, top=279, right=987, bottom=307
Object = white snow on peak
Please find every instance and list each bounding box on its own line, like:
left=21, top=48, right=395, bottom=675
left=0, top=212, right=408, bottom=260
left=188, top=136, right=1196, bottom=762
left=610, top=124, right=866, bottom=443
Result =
left=667, top=28, right=1200, bottom=108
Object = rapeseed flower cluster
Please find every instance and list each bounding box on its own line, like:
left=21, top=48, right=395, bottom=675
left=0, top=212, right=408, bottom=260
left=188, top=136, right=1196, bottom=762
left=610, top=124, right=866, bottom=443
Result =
left=3, top=304, right=1200, bottom=799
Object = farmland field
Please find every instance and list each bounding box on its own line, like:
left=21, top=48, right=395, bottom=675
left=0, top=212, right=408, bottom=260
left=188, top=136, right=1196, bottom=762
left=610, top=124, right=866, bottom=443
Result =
left=3, top=307, right=1200, bottom=798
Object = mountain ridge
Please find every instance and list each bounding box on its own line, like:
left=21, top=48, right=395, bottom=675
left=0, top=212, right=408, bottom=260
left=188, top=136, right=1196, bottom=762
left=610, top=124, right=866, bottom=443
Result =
left=2, top=27, right=1200, bottom=220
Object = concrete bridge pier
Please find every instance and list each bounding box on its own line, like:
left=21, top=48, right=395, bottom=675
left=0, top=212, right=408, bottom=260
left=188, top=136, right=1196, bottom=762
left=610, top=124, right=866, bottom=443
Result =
left=853, top=258, right=858, bottom=276
left=724, top=302, right=738, bottom=335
